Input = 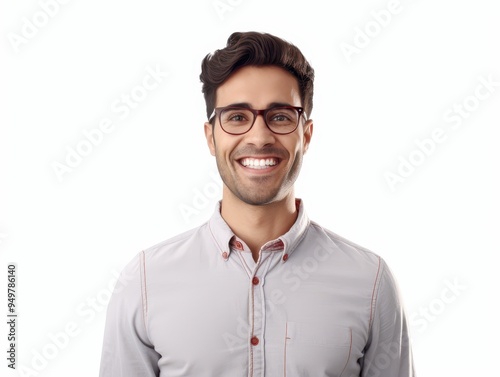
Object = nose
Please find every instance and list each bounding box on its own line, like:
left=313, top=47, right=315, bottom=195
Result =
left=245, top=114, right=276, bottom=148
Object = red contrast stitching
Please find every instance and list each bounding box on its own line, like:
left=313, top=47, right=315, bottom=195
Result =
left=339, top=328, right=353, bottom=377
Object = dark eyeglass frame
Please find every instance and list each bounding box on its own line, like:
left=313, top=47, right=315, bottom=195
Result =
left=209, top=105, right=306, bottom=135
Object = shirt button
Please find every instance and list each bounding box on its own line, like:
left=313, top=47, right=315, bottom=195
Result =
left=222, top=251, right=228, bottom=260
left=250, top=336, right=259, bottom=346
left=252, top=276, right=259, bottom=285
left=282, top=253, right=289, bottom=262
left=235, top=240, right=243, bottom=249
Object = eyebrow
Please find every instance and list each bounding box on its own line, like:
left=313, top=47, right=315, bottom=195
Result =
left=223, top=102, right=295, bottom=109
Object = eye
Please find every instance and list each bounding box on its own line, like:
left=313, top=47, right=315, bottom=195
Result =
left=228, top=113, right=247, bottom=122
left=221, top=108, right=252, bottom=123
left=271, top=114, right=291, bottom=122
left=267, top=108, right=296, bottom=123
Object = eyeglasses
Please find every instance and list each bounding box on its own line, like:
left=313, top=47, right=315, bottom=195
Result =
left=210, top=105, right=306, bottom=135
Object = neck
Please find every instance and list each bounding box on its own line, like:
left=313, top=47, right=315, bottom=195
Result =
left=220, top=187, right=298, bottom=262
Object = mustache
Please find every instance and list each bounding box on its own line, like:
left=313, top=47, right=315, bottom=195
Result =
left=233, top=146, right=288, bottom=159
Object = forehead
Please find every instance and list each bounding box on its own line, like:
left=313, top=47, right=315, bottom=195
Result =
left=215, top=65, right=301, bottom=108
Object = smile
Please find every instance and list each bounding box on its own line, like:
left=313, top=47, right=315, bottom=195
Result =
left=239, top=158, right=279, bottom=170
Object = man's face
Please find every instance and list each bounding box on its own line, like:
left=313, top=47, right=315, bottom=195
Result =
left=204, top=65, right=313, bottom=206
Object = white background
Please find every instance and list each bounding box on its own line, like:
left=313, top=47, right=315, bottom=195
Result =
left=1, top=0, right=499, bottom=375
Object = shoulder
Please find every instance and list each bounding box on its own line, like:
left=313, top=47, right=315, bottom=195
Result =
left=306, top=220, right=383, bottom=268
left=305, top=220, right=402, bottom=305
left=117, top=222, right=210, bottom=281
left=145, top=223, right=206, bottom=253
left=142, top=221, right=212, bottom=261
left=306, top=220, right=402, bottom=300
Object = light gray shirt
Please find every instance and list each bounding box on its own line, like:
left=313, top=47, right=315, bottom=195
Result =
left=99, top=200, right=415, bottom=376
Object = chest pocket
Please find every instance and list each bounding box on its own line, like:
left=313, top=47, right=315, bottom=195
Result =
left=284, top=321, right=352, bottom=377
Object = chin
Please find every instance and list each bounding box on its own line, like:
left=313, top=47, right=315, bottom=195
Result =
left=234, top=188, right=289, bottom=206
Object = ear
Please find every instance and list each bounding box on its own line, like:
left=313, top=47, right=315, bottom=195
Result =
left=204, top=122, right=216, bottom=156
left=302, top=119, right=313, bottom=154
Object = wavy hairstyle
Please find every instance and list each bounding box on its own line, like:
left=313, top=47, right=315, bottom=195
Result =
left=200, top=31, right=315, bottom=123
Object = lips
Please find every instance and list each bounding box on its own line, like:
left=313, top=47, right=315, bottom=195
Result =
left=239, top=157, right=279, bottom=169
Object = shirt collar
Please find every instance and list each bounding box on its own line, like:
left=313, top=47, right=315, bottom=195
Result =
left=207, top=199, right=310, bottom=261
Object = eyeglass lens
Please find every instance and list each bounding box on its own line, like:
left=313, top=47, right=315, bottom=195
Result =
left=220, top=107, right=299, bottom=134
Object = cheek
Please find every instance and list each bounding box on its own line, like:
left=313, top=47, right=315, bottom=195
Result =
left=213, top=134, right=241, bottom=160
left=284, top=137, right=303, bottom=158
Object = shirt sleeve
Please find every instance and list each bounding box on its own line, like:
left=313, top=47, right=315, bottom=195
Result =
left=99, top=251, right=161, bottom=377
left=360, top=258, right=415, bottom=377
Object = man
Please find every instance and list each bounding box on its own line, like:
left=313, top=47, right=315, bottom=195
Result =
left=99, top=31, right=415, bottom=376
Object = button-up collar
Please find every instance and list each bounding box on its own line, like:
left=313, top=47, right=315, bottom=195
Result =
left=209, top=199, right=310, bottom=263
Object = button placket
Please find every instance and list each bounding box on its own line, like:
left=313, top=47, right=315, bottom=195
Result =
left=248, top=276, right=264, bottom=376
left=249, top=276, right=263, bottom=375
left=248, top=252, right=274, bottom=376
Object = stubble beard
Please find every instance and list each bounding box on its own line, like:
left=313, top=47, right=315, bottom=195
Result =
left=215, top=151, right=303, bottom=206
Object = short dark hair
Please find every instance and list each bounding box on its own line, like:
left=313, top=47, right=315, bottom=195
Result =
left=200, top=31, right=315, bottom=122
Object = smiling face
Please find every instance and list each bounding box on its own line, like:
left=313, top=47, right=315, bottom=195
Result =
left=204, top=65, right=313, bottom=206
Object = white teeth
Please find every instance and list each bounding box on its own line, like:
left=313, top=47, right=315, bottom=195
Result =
left=241, top=158, right=278, bottom=169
